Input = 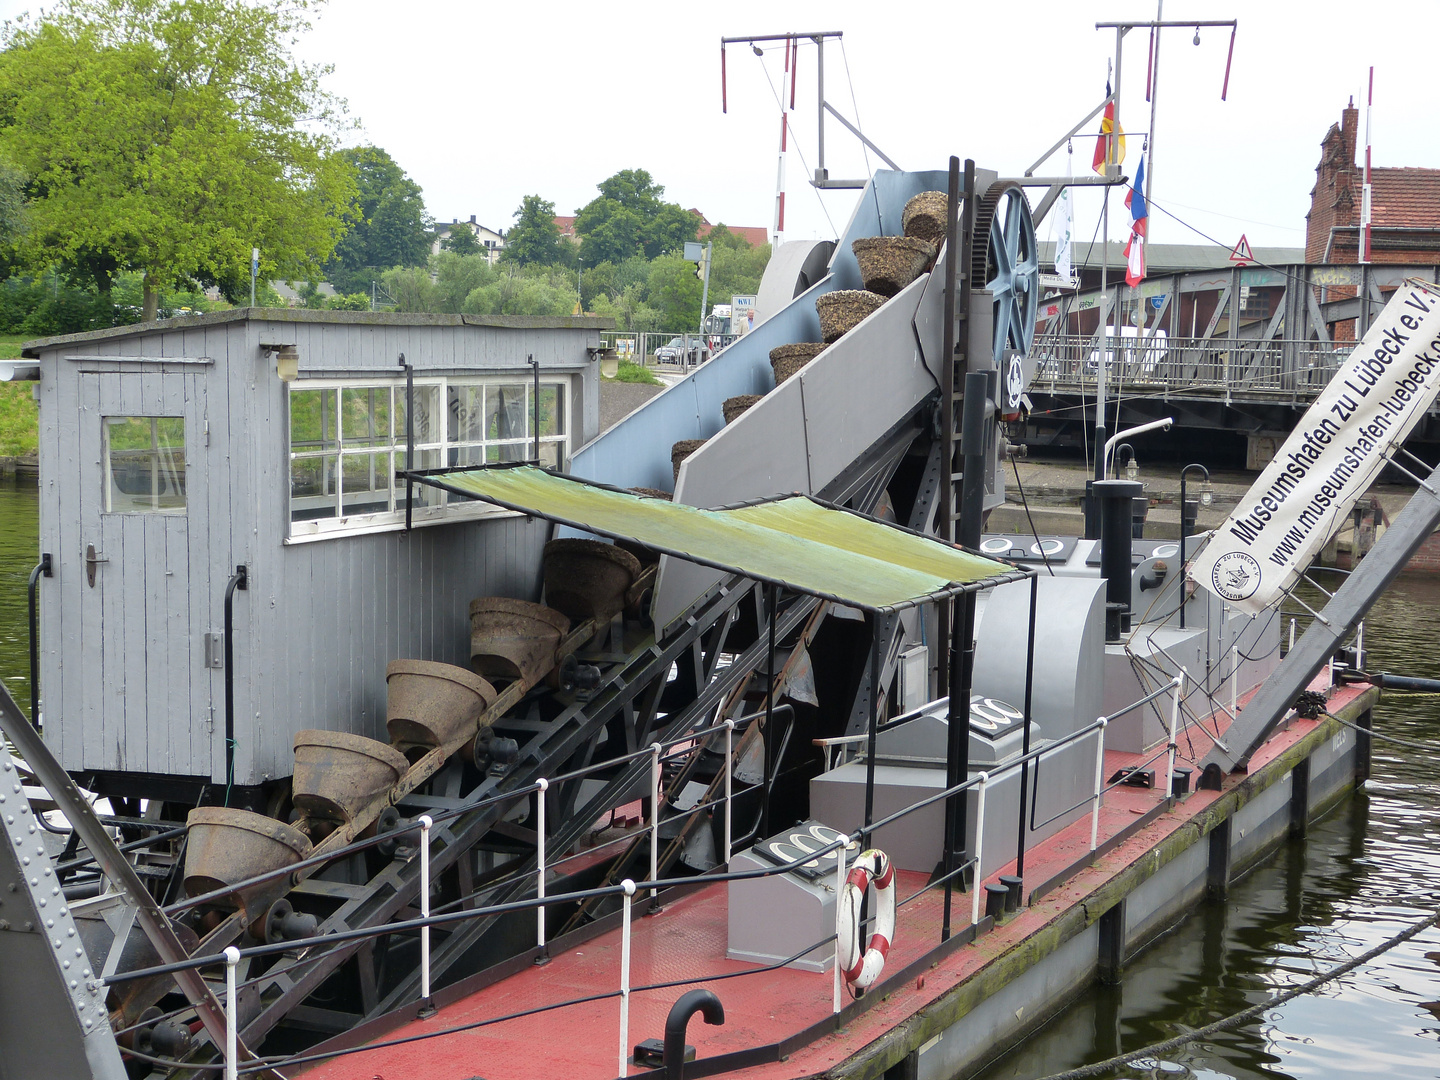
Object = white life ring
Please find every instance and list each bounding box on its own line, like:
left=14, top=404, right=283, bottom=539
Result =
left=836, top=848, right=896, bottom=990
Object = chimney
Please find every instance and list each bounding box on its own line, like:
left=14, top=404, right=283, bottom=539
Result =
left=1339, top=98, right=1359, bottom=168
left=470, top=215, right=476, bottom=224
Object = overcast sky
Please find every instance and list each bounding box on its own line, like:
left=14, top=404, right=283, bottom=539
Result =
left=5, top=0, right=1438, bottom=259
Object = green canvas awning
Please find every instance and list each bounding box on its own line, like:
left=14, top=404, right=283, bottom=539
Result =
left=405, top=465, right=1028, bottom=611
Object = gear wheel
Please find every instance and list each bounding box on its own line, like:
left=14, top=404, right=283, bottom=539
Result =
left=970, top=183, right=1039, bottom=364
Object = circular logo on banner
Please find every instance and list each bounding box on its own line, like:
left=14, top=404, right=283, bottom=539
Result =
left=1211, top=551, right=1261, bottom=602
left=1005, top=356, right=1025, bottom=410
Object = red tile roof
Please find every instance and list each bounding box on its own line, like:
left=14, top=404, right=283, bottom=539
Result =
left=554, top=215, right=577, bottom=238
left=1368, top=169, right=1440, bottom=228
left=698, top=222, right=770, bottom=248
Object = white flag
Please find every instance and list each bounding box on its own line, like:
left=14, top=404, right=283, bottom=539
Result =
left=1054, top=183, right=1073, bottom=284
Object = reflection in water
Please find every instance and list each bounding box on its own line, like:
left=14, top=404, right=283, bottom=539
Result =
left=979, top=574, right=1440, bottom=1080
left=0, top=485, right=1437, bottom=1077
left=0, top=477, right=39, bottom=719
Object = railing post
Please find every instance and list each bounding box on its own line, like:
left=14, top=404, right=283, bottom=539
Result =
left=1090, top=719, right=1108, bottom=852
left=418, top=814, right=435, bottom=1017
left=1289, top=617, right=1296, bottom=653
left=536, top=778, right=549, bottom=959
left=224, top=945, right=240, bottom=1080
left=1166, top=675, right=1184, bottom=800
left=619, top=879, right=636, bottom=1077
left=832, top=837, right=848, bottom=1015
left=970, top=772, right=990, bottom=927
left=723, top=719, right=735, bottom=865
left=649, top=742, right=663, bottom=908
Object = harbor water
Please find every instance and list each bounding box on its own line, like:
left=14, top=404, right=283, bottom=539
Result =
left=0, top=477, right=1435, bottom=1078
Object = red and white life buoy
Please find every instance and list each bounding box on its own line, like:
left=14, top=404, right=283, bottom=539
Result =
left=836, top=848, right=895, bottom=990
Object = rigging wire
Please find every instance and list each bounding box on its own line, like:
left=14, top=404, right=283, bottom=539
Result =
left=755, top=47, right=836, bottom=236
left=1009, top=458, right=1055, bottom=576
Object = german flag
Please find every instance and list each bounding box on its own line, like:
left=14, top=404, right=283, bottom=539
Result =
left=1091, top=82, right=1126, bottom=174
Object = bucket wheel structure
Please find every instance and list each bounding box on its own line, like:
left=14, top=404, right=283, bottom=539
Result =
left=972, top=182, right=1040, bottom=364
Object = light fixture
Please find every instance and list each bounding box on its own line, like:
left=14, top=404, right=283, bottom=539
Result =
left=1200, top=479, right=1214, bottom=507
left=276, top=344, right=299, bottom=382
left=1125, top=456, right=1139, bottom=482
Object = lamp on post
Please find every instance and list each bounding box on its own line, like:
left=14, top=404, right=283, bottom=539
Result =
left=1179, top=463, right=1213, bottom=629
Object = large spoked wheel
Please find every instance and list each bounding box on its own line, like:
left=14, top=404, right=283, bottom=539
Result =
left=971, top=183, right=1039, bottom=363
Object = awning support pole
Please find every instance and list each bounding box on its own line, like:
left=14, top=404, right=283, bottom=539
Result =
left=1015, top=573, right=1038, bottom=886
left=941, top=589, right=977, bottom=940
left=760, top=583, right=778, bottom=840
left=863, top=624, right=880, bottom=829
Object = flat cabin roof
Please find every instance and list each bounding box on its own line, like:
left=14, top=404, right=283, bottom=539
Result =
left=21, top=307, right=615, bottom=358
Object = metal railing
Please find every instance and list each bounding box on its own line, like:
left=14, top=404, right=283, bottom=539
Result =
left=105, top=677, right=1210, bottom=1079
left=1030, top=334, right=1353, bottom=401
left=598, top=331, right=743, bottom=368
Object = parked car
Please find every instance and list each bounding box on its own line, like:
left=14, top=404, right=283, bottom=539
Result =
left=654, top=336, right=704, bottom=365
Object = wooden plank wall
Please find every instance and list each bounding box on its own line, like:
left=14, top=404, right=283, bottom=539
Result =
left=37, top=314, right=598, bottom=788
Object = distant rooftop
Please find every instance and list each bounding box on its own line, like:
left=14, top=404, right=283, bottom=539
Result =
left=1037, top=240, right=1306, bottom=273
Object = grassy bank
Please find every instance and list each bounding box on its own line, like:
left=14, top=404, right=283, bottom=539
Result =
left=0, top=334, right=36, bottom=459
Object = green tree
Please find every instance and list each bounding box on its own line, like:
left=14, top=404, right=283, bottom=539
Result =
left=462, top=265, right=579, bottom=318
left=432, top=251, right=498, bottom=312
left=380, top=265, right=440, bottom=313
left=574, top=169, right=699, bottom=267
left=647, top=253, right=703, bottom=332
left=441, top=225, right=483, bottom=256
left=705, top=227, right=771, bottom=311
left=504, top=195, right=562, bottom=267
left=0, top=0, right=357, bottom=319
left=326, top=145, right=430, bottom=293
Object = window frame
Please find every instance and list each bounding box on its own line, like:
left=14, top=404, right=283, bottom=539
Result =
left=285, top=373, right=571, bottom=542
left=102, top=415, right=188, bottom=515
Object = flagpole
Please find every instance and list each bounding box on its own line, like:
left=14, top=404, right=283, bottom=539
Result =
left=1096, top=31, right=1123, bottom=487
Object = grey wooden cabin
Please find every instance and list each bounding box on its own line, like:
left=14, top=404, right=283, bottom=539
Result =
left=22, top=309, right=609, bottom=801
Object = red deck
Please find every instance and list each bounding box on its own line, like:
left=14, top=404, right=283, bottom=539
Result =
left=297, top=682, right=1370, bottom=1080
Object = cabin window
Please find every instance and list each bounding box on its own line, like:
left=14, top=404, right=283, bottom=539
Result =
left=103, top=416, right=186, bottom=513
left=287, top=375, right=569, bottom=538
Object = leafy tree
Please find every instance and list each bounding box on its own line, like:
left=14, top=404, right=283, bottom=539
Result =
left=441, top=225, right=483, bottom=256
left=574, top=169, right=699, bottom=267
left=705, top=232, right=771, bottom=310
left=380, top=265, right=440, bottom=313
left=590, top=285, right=662, bottom=334
left=0, top=0, right=357, bottom=319
left=504, top=195, right=563, bottom=267
left=647, top=253, right=703, bottom=332
left=432, top=251, right=498, bottom=312
left=462, top=266, right=579, bottom=318
left=326, top=145, right=430, bottom=293
left=324, top=292, right=370, bottom=311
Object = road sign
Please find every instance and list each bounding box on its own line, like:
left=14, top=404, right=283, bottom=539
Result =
left=1229, top=234, right=1253, bottom=265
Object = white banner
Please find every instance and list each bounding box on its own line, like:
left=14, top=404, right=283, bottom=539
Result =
left=1190, top=279, right=1440, bottom=614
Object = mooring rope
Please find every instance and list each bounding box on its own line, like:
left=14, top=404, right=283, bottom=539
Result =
left=1030, top=908, right=1440, bottom=1080
left=1324, top=710, right=1440, bottom=754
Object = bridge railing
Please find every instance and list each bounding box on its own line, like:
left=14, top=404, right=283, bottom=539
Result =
left=1030, top=335, right=1352, bottom=401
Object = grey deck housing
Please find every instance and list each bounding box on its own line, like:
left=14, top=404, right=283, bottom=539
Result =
left=23, top=309, right=608, bottom=794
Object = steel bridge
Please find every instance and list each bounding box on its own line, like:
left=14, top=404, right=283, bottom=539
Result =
left=1024, top=261, right=1440, bottom=458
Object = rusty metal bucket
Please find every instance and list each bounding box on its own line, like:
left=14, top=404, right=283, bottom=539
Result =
left=467, top=597, right=571, bottom=686
left=183, top=807, right=312, bottom=919
left=292, top=730, right=410, bottom=824
left=385, top=660, right=497, bottom=748
left=542, top=539, right=643, bottom=623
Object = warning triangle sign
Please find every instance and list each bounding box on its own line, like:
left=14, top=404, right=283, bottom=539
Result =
left=1229, top=234, right=1254, bottom=264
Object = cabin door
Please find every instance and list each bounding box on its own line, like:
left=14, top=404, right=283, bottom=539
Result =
left=75, top=367, right=210, bottom=780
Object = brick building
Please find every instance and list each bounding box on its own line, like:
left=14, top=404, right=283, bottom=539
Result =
left=1305, top=101, right=1440, bottom=264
